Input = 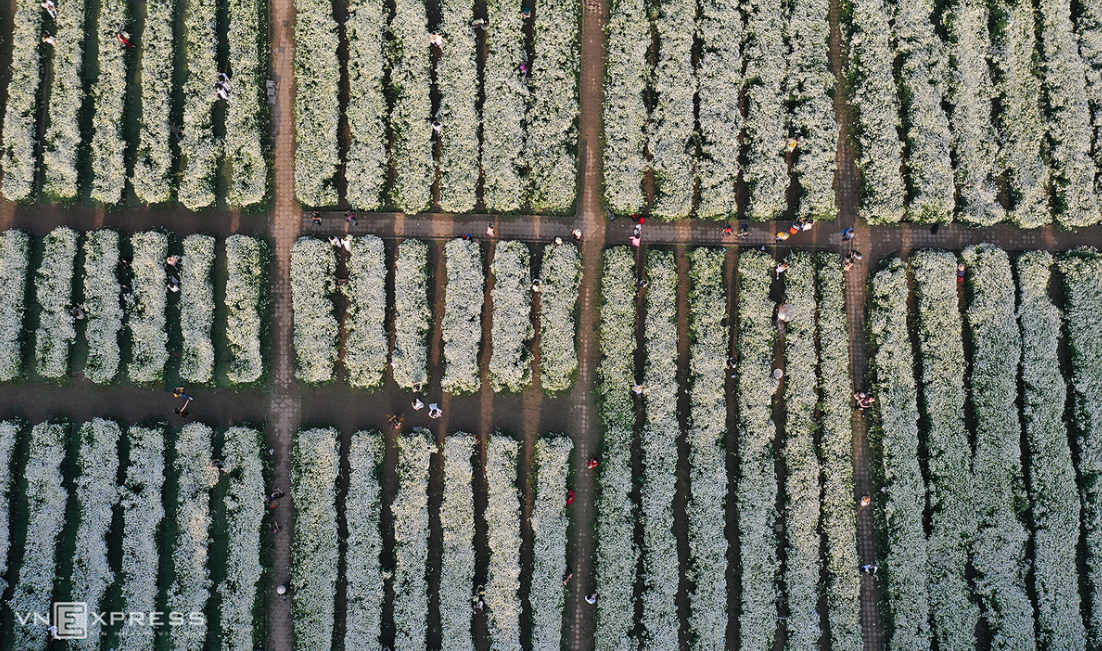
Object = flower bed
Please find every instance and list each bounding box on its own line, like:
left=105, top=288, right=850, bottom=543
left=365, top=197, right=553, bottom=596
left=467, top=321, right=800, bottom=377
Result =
left=787, top=0, right=835, bottom=220
left=117, top=425, right=165, bottom=651
left=392, top=240, right=430, bottom=390
left=394, top=429, right=434, bottom=650
left=489, top=241, right=533, bottom=392
left=961, top=244, right=1035, bottom=650
left=388, top=0, right=432, bottom=212
left=685, top=248, right=727, bottom=649
left=8, top=422, right=66, bottom=649
left=35, top=227, right=78, bottom=378
left=649, top=0, right=695, bottom=218
left=82, top=230, right=122, bottom=383
left=436, top=0, right=479, bottom=213
left=291, top=237, right=337, bottom=382
left=344, top=431, right=385, bottom=647
left=442, top=238, right=484, bottom=394
left=178, top=0, right=220, bottom=209
left=595, top=247, right=638, bottom=651
left=180, top=235, right=216, bottom=383
left=344, top=0, right=387, bottom=209
left=910, top=250, right=977, bottom=651
left=294, top=0, right=339, bottom=206
left=640, top=250, right=678, bottom=647
left=482, top=0, right=527, bottom=211
left=127, top=231, right=168, bottom=383
left=0, top=231, right=29, bottom=381
left=870, top=258, right=931, bottom=651
left=814, top=254, right=861, bottom=651
left=1015, top=251, right=1085, bottom=649
left=0, top=421, right=20, bottom=591
left=602, top=0, right=648, bottom=213
left=847, top=0, right=905, bottom=223
left=780, top=253, right=821, bottom=647
left=0, top=0, right=43, bottom=201
left=41, top=0, right=86, bottom=199
left=71, top=419, right=121, bottom=651
left=225, top=235, right=267, bottom=383
left=486, top=435, right=522, bottom=651
left=292, top=427, right=340, bottom=651
left=741, top=0, right=788, bottom=221
left=219, top=426, right=264, bottom=651
left=441, top=434, right=475, bottom=651
left=525, top=0, right=578, bottom=212
left=89, top=0, right=129, bottom=204
left=343, top=236, right=387, bottom=389
left=531, top=435, right=571, bottom=651
left=538, top=243, right=580, bottom=393
left=131, top=0, right=177, bottom=203
left=226, top=0, right=267, bottom=206
left=697, top=0, right=740, bottom=218
left=168, top=423, right=219, bottom=650
left=735, top=250, right=779, bottom=651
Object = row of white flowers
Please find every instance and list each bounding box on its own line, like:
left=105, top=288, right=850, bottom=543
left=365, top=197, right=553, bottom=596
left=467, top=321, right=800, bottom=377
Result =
left=685, top=248, right=727, bottom=650
left=649, top=0, right=696, bottom=218
left=595, top=247, right=638, bottom=651
left=392, top=240, right=431, bottom=390
left=70, top=419, right=122, bottom=651
left=344, top=0, right=387, bottom=210
left=225, top=235, right=267, bottom=383
left=780, top=252, right=822, bottom=648
left=82, top=230, right=122, bottom=383
left=225, top=0, right=267, bottom=206
left=292, top=237, right=338, bottom=382
left=481, top=0, right=527, bottom=212
left=0, top=421, right=20, bottom=593
left=787, top=0, right=836, bottom=220
left=178, top=0, right=221, bottom=210
left=35, top=227, right=78, bottom=378
left=531, top=435, right=571, bottom=651
left=131, top=0, right=177, bottom=203
left=640, top=250, right=678, bottom=650
left=292, top=427, right=340, bottom=651
left=870, top=258, right=931, bottom=651
left=344, top=431, right=385, bottom=648
left=910, top=250, right=977, bottom=651
left=442, top=238, right=484, bottom=393
left=1060, top=249, right=1102, bottom=645
left=0, top=232, right=29, bottom=380
left=848, top=0, right=905, bottom=223
left=486, top=435, right=522, bottom=651
left=294, top=0, right=340, bottom=206
left=489, top=241, right=532, bottom=392
left=344, top=235, right=388, bottom=388
left=219, top=426, right=265, bottom=651
left=41, top=0, right=86, bottom=199
left=814, top=254, right=862, bottom=651
left=602, top=0, right=648, bottom=213
left=441, top=434, right=475, bottom=651
left=961, top=244, right=1035, bottom=651
left=127, top=231, right=169, bottom=383
left=8, top=422, right=67, bottom=651
left=735, top=250, right=779, bottom=651
left=180, top=235, right=216, bottom=383
left=388, top=0, right=432, bottom=212
left=0, top=0, right=43, bottom=201
left=742, top=0, right=788, bottom=221
left=169, top=423, right=219, bottom=651
left=526, top=0, right=578, bottom=212
left=89, top=0, right=129, bottom=204
left=1015, top=251, right=1085, bottom=649
left=538, top=243, right=580, bottom=393
left=394, top=429, right=434, bottom=650
left=697, top=0, right=741, bottom=218
left=436, top=0, right=479, bottom=213
left=117, top=425, right=165, bottom=651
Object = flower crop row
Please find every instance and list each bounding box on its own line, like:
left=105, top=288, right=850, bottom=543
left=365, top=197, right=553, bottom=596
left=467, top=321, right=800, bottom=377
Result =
left=649, top=0, right=696, bottom=218
left=117, top=425, right=165, bottom=651
left=344, top=0, right=387, bottom=210
left=0, top=232, right=29, bottom=381
left=344, top=431, right=385, bottom=649
left=961, top=244, right=1035, bottom=651
left=910, top=251, right=977, bottom=651
left=1015, top=252, right=1085, bottom=649
left=481, top=0, right=527, bottom=212
left=869, top=258, right=931, bottom=651
left=394, top=429, right=434, bottom=650
left=343, top=235, right=388, bottom=389
left=180, top=235, right=216, bottom=383
left=127, top=231, right=169, bottom=383
left=441, top=434, right=475, bottom=651
left=89, top=0, right=129, bottom=204
left=538, top=243, right=580, bottom=393
left=0, top=421, right=20, bottom=593
left=294, top=0, right=340, bottom=206
left=526, top=0, right=578, bottom=212
left=131, top=0, right=177, bottom=204
left=486, top=435, right=522, bottom=651
left=531, top=435, right=571, bottom=651
left=388, top=0, right=432, bottom=212
left=292, top=427, right=340, bottom=651
left=436, top=0, right=478, bottom=212
left=0, top=0, right=44, bottom=201
left=225, top=235, right=267, bottom=384
left=741, top=0, right=788, bottom=221
left=179, top=0, right=221, bottom=209
left=292, top=237, right=338, bottom=382
left=392, top=240, right=431, bottom=390
left=696, top=0, right=741, bottom=218
left=602, top=0, right=649, bottom=213
left=442, top=238, right=484, bottom=393
left=220, top=426, right=265, bottom=651
left=787, top=0, right=836, bottom=220
left=226, top=0, right=267, bottom=205
left=35, top=227, right=78, bottom=378
left=82, top=230, right=122, bottom=383
left=489, top=241, right=533, bottom=392
left=42, top=0, right=86, bottom=199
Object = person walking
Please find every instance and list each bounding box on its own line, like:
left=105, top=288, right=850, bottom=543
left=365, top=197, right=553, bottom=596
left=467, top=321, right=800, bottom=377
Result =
left=587, top=457, right=599, bottom=469
left=487, top=222, right=496, bottom=237
left=345, top=211, right=358, bottom=226
left=775, top=231, right=790, bottom=243
left=572, top=228, right=582, bottom=242
left=841, top=227, right=855, bottom=242
left=115, top=31, right=134, bottom=47
left=312, top=210, right=321, bottom=226
left=775, top=263, right=789, bottom=278
left=41, top=31, right=55, bottom=45
left=585, top=593, right=598, bottom=604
